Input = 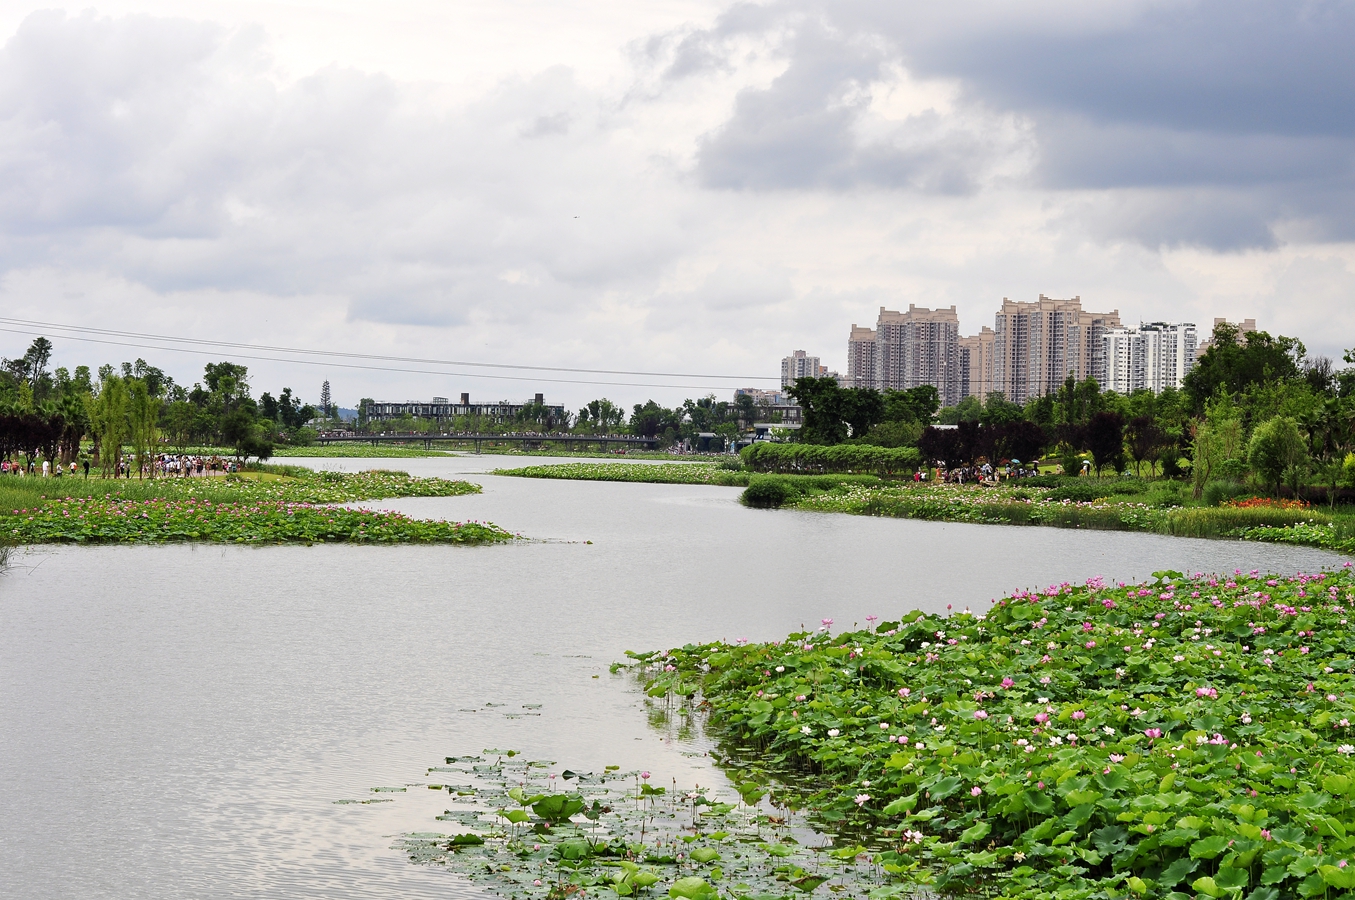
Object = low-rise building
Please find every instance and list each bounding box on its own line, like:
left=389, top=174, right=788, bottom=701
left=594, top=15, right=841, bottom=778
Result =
left=363, top=392, right=565, bottom=425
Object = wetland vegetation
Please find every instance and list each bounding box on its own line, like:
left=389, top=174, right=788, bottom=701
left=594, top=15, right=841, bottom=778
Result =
left=0, top=465, right=511, bottom=545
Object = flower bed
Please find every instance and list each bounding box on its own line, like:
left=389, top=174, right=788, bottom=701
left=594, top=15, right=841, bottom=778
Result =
left=633, top=565, right=1355, bottom=899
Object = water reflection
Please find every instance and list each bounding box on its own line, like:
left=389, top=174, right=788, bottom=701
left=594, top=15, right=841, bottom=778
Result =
left=0, top=454, right=1346, bottom=898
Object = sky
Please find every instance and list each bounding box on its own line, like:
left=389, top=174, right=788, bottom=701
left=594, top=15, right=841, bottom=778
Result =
left=1, top=0, right=1353, bottom=411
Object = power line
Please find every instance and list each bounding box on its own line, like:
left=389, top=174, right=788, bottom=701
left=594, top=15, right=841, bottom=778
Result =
left=0, top=317, right=773, bottom=382
left=0, top=327, right=774, bottom=392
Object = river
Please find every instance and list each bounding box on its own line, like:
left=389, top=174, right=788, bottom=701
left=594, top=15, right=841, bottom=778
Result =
left=1, top=454, right=1347, bottom=899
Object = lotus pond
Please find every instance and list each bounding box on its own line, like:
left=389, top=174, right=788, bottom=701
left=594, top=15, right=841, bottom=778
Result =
left=605, top=565, right=1355, bottom=900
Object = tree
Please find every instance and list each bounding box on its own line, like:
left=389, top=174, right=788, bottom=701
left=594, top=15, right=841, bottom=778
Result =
left=1184, top=323, right=1304, bottom=412
left=882, top=386, right=939, bottom=425
left=1124, top=416, right=1165, bottom=476
left=579, top=398, right=625, bottom=434
left=787, top=378, right=848, bottom=444
left=1247, top=415, right=1308, bottom=497
left=1084, top=411, right=1126, bottom=477
left=787, top=378, right=883, bottom=444
left=320, top=380, right=332, bottom=417
left=204, top=362, right=250, bottom=398
left=87, top=375, right=130, bottom=477
left=993, top=419, right=1047, bottom=464
left=126, top=378, right=161, bottom=479
left=164, top=400, right=199, bottom=451
left=629, top=400, right=680, bottom=442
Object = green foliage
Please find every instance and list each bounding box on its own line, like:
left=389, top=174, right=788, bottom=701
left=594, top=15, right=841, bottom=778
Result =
left=0, top=468, right=505, bottom=545
left=1184, top=323, right=1305, bottom=412
left=1247, top=416, right=1309, bottom=497
left=638, top=566, right=1355, bottom=900
left=740, top=443, right=920, bottom=475
left=787, top=378, right=884, bottom=444
left=881, top=386, right=940, bottom=425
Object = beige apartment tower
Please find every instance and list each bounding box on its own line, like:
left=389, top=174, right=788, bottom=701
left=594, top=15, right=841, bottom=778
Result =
left=846, top=325, right=877, bottom=389
left=959, top=326, right=996, bottom=401
left=873, top=305, right=961, bottom=407
left=992, top=296, right=1121, bottom=404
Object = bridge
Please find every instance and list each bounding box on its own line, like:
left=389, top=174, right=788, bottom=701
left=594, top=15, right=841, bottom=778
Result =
left=314, top=432, right=659, bottom=453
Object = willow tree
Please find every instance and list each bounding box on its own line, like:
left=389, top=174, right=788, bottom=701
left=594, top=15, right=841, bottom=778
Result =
left=87, top=375, right=129, bottom=477
left=127, top=378, right=161, bottom=479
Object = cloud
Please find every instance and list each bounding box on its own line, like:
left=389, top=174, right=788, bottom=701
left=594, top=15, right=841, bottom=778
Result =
left=656, top=0, right=1355, bottom=248
left=0, top=11, right=694, bottom=331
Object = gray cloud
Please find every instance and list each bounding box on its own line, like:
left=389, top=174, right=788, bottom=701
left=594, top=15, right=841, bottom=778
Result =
left=663, top=0, right=1355, bottom=248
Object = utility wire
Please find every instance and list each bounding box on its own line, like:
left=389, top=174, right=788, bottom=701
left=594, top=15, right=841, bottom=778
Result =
left=0, top=326, right=774, bottom=392
left=0, top=316, right=773, bottom=382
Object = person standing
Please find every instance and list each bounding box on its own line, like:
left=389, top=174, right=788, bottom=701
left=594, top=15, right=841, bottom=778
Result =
left=83, top=459, right=90, bottom=478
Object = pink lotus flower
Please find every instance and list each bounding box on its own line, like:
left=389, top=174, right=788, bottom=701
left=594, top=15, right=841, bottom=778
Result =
left=1072, top=710, right=1086, bottom=720
left=1001, top=677, right=1015, bottom=689
left=898, top=688, right=911, bottom=698
left=970, top=786, right=982, bottom=797
left=1144, top=728, right=1162, bottom=739
left=974, top=710, right=989, bottom=720
left=1034, top=712, right=1049, bottom=724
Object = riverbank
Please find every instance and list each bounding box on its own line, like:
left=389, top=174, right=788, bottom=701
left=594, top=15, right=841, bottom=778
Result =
left=0, top=466, right=513, bottom=545
left=496, top=461, right=753, bottom=485
left=631, top=564, right=1355, bottom=900
left=501, top=462, right=1355, bottom=556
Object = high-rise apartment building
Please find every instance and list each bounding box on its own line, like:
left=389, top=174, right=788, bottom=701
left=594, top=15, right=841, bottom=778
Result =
left=872, top=305, right=962, bottom=407
left=991, top=296, right=1121, bottom=404
left=1101, top=322, right=1198, bottom=394
left=781, top=350, right=827, bottom=388
left=846, top=325, right=876, bottom=389
left=958, top=327, right=996, bottom=401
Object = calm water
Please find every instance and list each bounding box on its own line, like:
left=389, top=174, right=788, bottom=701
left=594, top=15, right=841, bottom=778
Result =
left=1, top=454, right=1348, bottom=899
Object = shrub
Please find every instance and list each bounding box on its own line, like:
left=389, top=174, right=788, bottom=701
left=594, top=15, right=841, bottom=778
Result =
left=1201, top=479, right=1252, bottom=507
left=741, top=476, right=794, bottom=508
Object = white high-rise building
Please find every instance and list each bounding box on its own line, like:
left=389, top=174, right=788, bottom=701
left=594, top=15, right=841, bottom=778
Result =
left=1101, top=322, right=1198, bottom=393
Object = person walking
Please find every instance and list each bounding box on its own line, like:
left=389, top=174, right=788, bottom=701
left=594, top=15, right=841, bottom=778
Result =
left=83, top=459, right=90, bottom=478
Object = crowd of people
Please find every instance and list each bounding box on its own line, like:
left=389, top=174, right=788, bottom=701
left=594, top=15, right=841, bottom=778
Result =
left=917, top=462, right=1045, bottom=485
left=2, top=453, right=239, bottom=479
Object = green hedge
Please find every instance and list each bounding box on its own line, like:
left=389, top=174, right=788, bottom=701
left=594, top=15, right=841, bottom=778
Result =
left=740, top=442, right=920, bottom=475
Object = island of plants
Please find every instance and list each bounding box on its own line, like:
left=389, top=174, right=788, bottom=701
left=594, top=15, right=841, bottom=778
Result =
left=622, top=565, right=1355, bottom=900
left=498, top=462, right=756, bottom=487
left=0, top=466, right=514, bottom=545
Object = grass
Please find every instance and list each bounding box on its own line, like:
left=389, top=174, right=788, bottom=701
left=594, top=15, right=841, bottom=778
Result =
left=496, top=462, right=754, bottom=486
left=0, top=466, right=513, bottom=546
left=630, top=565, right=1355, bottom=900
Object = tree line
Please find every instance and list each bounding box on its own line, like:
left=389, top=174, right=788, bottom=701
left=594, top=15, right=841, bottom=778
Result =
left=0, top=338, right=324, bottom=471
